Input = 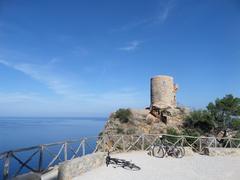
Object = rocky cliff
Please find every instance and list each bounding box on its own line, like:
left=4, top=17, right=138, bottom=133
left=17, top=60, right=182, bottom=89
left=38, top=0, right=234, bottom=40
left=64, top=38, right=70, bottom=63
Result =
left=99, top=107, right=190, bottom=137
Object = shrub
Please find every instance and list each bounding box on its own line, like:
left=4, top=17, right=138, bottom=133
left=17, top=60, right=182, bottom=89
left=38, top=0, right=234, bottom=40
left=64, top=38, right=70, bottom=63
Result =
left=116, top=127, right=124, bottom=134
left=181, top=129, right=201, bottom=145
left=98, top=132, right=103, bottom=137
left=126, top=128, right=136, bottom=135
left=182, top=129, right=201, bottom=137
left=232, top=119, right=240, bottom=130
left=166, top=127, right=180, bottom=144
left=207, top=94, right=240, bottom=128
left=184, top=110, right=215, bottom=133
left=167, top=127, right=179, bottom=135
left=115, top=108, right=132, bottom=123
left=234, top=131, right=240, bottom=139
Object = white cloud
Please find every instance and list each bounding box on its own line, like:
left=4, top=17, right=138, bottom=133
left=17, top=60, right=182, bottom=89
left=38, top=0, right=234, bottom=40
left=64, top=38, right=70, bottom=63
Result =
left=0, top=88, right=146, bottom=116
left=0, top=59, right=72, bottom=96
left=0, top=59, right=11, bottom=66
left=0, top=59, right=147, bottom=116
left=111, top=18, right=153, bottom=32
left=157, top=0, right=176, bottom=23
left=119, top=40, right=141, bottom=51
left=112, top=0, right=176, bottom=32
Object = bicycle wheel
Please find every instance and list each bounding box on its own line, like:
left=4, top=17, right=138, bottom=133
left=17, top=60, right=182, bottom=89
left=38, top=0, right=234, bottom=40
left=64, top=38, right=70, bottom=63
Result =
left=173, top=147, right=183, bottom=158
left=152, top=145, right=165, bottom=158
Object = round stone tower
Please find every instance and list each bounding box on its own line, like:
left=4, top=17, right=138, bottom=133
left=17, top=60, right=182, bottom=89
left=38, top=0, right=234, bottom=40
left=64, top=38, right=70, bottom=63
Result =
left=150, top=75, right=178, bottom=108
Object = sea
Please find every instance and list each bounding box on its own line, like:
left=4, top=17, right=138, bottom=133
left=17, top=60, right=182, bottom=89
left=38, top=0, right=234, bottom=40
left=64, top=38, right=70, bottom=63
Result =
left=0, top=117, right=106, bottom=179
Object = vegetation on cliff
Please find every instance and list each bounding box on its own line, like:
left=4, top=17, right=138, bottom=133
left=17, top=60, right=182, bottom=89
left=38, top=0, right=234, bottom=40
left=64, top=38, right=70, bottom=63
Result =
left=114, top=108, right=132, bottom=123
left=100, top=94, right=240, bottom=139
left=183, top=94, right=240, bottom=137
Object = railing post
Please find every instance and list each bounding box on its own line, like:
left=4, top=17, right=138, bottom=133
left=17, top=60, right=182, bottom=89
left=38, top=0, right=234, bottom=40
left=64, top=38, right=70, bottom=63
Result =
left=82, top=139, right=86, bottom=156
left=141, top=134, right=145, bottom=150
left=122, top=136, right=125, bottom=152
left=181, top=136, right=184, bottom=147
left=199, top=138, right=202, bottom=153
left=64, top=142, right=68, bottom=161
left=38, top=145, right=44, bottom=172
left=3, top=152, right=11, bottom=180
left=102, top=136, right=104, bottom=152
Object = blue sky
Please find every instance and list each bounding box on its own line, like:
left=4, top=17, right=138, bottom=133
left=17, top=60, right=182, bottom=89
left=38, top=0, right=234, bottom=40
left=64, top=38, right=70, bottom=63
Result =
left=0, top=0, right=239, bottom=117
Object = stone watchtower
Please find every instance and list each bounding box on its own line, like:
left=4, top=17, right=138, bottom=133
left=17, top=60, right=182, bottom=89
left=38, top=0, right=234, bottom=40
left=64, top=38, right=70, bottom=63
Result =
left=150, top=75, right=178, bottom=109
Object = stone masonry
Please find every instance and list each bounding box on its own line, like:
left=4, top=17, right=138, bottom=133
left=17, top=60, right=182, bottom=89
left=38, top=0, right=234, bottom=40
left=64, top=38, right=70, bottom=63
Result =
left=150, top=75, right=178, bottom=109
left=58, top=152, right=105, bottom=180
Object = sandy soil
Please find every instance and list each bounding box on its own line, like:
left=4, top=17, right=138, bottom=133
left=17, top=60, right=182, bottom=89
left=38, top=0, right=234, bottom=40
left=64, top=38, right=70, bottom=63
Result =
left=73, top=151, right=240, bottom=180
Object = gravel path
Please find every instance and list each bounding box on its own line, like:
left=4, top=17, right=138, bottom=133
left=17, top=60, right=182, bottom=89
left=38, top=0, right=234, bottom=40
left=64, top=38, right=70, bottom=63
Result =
left=74, top=151, right=240, bottom=180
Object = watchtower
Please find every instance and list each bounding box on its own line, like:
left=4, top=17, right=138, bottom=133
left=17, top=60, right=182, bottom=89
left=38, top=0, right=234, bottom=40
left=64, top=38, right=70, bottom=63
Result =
left=150, top=75, right=178, bottom=109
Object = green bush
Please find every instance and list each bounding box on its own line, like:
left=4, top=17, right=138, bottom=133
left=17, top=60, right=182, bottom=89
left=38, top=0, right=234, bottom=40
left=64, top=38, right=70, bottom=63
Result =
left=126, top=128, right=136, bottom=135
left=98, top=132, right=103, bottom=137
left=184, top=110, right=215, bottom=133
left=182, top=129, right=201, bottom=137
left=182, top=94, right=240, bottom=134
left=115, top=108, right=132, bottom=123
left=167, top=127, right=179, bottom=135
left=116, top=127, right=124, bottom=134
left=233, top=132, right=240, bottom=147
left=181, top=129, right=201, bottom=145
left=234, top=131, right=240, bottom=139
left=207, top=94, right=240, bottom=128
left=232, top=119, right=240, bottom=130
left=166, top=127, right=180, bottom=144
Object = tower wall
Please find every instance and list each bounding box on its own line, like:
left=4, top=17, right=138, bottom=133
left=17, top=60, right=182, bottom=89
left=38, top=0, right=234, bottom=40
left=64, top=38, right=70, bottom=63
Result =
left=151, top=75, right=177, bottom=108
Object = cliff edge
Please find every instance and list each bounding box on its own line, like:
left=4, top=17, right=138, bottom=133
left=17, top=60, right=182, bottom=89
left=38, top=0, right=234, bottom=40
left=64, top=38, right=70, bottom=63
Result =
left=99, top=107, right=189, bottom=137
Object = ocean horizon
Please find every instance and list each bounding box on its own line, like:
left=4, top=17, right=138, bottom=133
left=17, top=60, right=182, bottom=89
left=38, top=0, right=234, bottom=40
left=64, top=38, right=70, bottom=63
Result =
left=0, top=117, right=106, bottom=153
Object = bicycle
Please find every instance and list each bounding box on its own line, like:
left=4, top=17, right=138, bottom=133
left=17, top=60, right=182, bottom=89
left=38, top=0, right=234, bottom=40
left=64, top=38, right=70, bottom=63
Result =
left=163, top=144, right=184, bottom=158
left=106, top=151, right=141, bottom=171
left=149, top=136, right=184, bottom=158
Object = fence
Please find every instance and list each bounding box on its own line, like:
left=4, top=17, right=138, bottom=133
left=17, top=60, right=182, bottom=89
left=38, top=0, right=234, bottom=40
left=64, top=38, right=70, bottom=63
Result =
left=0, top=137, right=98, bottom=180
left=1, top=134, right=240, bottom=179
left=95, top=134, right=240, bottom=153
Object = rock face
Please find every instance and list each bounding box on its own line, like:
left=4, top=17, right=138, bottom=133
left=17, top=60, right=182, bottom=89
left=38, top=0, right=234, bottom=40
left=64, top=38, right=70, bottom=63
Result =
left=100, top=107, right=188, bottom=137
